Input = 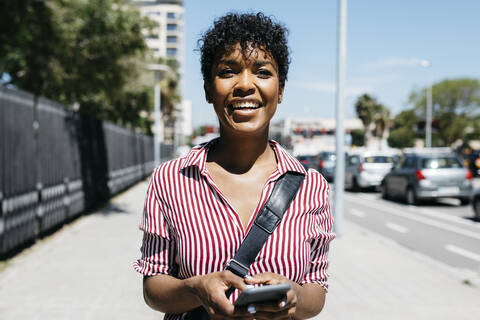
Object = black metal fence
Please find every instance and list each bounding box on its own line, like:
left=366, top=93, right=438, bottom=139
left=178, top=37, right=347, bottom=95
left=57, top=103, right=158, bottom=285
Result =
left=0, top=86, right=157, bottom=256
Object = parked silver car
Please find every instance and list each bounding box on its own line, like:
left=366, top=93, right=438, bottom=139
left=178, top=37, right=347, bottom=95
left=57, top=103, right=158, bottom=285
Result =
left=381, top=149, right=473, bottom=205
left=345, top=151, right=397, bottom=191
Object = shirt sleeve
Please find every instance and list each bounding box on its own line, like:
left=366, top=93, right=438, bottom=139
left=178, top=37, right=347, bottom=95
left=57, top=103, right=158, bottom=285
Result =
left=301, top=183, right=335, bottom=291
left=133, top=173, right=176, bottom=276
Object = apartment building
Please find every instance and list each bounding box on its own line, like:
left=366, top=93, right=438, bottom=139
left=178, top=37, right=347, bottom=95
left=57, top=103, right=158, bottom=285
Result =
left=131, top=0, right=192, bottom=145
left=132, top=0, right=184, bottom=62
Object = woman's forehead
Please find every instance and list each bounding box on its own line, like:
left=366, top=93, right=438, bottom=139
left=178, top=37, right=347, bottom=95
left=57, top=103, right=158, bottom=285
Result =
left=217, top=43, right=276, bottom=65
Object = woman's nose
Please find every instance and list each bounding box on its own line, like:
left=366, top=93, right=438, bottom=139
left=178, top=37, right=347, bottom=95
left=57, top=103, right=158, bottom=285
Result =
left=234, top=70, right=255, bottom=96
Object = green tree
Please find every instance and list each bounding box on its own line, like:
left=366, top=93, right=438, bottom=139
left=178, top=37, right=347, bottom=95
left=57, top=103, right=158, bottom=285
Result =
left=350, top=129, right=365, bottom=147
left=387, top=110, right=417, bottom=148
left=0, top=0, right=156, bottom=132
left=373, top=105, right=390, bottom=139
left=354, top=93, right=390, bottom=144
left=0, top=0, right=63, bottom=96
left=408, top=78, right=480, bottom=146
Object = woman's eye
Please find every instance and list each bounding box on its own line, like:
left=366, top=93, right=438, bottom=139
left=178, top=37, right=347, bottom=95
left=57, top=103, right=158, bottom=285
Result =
left=218, top=69, right=234, bottom=76
left=257, top=69, right=272, bottom=77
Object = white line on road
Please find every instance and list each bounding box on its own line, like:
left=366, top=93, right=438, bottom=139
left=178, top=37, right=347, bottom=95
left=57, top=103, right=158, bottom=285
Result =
left=445, top=244, right=480, bottom=262
left=345, top=193, right=480, bottom=241
left=349, top=208, right=366, bottom=218
left=385, top=222, right=409, bottom=234
left=357, top=193, right=480, bottom=231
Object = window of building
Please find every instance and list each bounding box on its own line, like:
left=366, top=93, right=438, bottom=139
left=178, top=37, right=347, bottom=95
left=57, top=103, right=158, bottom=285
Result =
left=167, top=48, right=177, bottom=56
left=167, top=36, right=177, bottom=43
left=167, top=12, right=176, bottom=19
left=167, top=24, right=177, bottom=31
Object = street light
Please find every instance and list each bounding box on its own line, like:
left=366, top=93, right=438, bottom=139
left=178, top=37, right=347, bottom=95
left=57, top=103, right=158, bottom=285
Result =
left=420, top=59, right=432, bottom=148
left=148, top=64, right=173, bottom=167
left=334, top=0, right=347, bottom=236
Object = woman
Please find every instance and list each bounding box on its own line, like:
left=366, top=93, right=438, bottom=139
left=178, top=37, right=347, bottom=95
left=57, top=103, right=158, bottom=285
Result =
left=134, top=12, right=335, bottom=319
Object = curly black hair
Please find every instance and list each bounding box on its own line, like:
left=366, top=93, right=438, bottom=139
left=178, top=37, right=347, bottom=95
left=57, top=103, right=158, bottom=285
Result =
left=198, top=12, right=290, bottom=88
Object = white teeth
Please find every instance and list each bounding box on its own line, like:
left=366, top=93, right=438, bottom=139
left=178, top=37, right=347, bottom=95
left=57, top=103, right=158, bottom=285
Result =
left=231, top=101, right=260, bottom=109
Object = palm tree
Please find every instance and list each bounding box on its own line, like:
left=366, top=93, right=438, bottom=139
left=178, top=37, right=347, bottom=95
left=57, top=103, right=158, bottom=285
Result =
left=355, top=94, right=391, bottom=148
left=355, top=94, right=377, bottom=144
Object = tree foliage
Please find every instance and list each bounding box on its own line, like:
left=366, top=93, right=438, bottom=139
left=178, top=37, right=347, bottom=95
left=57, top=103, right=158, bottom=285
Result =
left=408, top=78, right=480, bottom=146
left=350, top=129, right=365, bottom=147
left=354, top=94, right=390, bottom=144
left=387, top=110, right=417, bottom=148
left=0, top=0, right=161, bottom=132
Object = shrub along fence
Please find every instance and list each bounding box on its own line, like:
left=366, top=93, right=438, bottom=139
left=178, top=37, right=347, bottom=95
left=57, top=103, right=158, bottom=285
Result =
left=0, top=86, right=158, bottom=256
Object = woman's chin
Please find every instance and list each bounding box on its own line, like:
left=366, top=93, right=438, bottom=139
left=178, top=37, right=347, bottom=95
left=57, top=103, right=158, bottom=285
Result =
left=224, top=121, right=268, bottom=137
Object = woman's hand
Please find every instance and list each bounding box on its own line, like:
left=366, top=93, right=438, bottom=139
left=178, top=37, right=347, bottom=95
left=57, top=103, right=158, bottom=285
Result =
left=185, top=270, right=254, bottom=319
left=243, top=272, right=298, bottom=320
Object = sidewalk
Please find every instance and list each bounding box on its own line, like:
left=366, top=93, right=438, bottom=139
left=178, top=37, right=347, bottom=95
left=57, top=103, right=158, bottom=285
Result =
left=1, top=181, right=479, bottom=319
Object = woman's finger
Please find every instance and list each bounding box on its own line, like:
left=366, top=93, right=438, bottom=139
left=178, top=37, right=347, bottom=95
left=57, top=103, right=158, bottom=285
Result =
left=222, top=270, right=248, bottom=291
left=244, top=272, right=283, bottom=285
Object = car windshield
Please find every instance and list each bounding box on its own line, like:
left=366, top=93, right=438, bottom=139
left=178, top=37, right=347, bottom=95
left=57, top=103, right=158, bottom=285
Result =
left=421, top=157, right=462, bottom=169
left=364, top=156, right=394, bottom=163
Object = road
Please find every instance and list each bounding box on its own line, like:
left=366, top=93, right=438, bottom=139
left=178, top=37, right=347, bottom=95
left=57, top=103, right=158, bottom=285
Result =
left=342, top=187, right=480, bottom=276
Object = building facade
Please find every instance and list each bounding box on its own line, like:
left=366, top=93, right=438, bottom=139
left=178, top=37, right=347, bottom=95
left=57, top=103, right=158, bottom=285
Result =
left=132, top=0, right=184, bottom=62
left=131, top=0, right=191, bottom=147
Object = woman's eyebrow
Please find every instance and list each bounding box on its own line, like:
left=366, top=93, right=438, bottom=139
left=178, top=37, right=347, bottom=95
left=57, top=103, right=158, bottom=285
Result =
left=253, top=61, right=275, bottom=67
left=217, top=59, right=238, bottom=66
left=254, top=60, right=278, bottom=71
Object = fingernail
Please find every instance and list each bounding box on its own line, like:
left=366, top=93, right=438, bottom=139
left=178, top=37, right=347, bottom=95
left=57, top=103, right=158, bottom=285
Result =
left=245, top=275, right=252, bottom=279
left=248, top=305, right=256, bottom=314
left=279, top=300, right=286, bottom=308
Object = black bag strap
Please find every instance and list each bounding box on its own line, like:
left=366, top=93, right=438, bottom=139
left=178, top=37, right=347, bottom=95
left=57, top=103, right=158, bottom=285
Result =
left=224, top=168, right=306, bottom=294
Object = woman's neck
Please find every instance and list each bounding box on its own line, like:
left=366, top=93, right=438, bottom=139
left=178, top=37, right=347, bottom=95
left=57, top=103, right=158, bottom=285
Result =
left=208, top=129, right=276, bottom=174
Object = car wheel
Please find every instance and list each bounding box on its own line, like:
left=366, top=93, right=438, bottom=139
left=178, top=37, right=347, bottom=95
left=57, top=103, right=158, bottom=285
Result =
left=381, top=182, right=390, bottom=200
left=406, top=187, right=418, bottom=205
left=352, top=177, right=361, bottom=192
left=459, top=197, right=470, bottom=206
left=474, top=197, right=480, bottom=221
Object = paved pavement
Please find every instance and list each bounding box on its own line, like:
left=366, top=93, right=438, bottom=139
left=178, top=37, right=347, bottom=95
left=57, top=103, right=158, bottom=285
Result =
left=1, top=181, right=479, bottom=319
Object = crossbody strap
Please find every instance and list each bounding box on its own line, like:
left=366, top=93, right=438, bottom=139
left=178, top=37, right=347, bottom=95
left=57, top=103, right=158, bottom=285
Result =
left=225, top=169, right=306, bottom=293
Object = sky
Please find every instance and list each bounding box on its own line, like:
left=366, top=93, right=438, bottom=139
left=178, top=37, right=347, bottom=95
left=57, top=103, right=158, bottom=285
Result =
left=182, top=0, right=480, bottom=128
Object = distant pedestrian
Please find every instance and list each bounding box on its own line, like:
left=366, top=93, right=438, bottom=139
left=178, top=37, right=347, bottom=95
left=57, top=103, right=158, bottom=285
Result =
left=134, top=12, right=334, bottom=319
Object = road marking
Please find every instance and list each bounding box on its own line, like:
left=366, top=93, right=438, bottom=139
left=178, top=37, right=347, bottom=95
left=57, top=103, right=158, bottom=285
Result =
left=385, top=222, right=409, bottom=234
left=345, top=193, right=480, bottom=241
left=445, top=244, right=480, bottom=262
left=349, top=208, right=366, bottom=218
left=356, top=192, right=480, bottom=231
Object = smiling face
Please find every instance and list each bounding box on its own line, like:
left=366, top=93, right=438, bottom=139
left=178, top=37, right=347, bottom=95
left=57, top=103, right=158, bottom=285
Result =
left=205, top=43, right=284, bottom=137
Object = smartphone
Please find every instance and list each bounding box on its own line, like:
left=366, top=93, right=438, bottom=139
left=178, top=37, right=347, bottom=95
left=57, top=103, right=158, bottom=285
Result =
left=234, top=283, right=291, bottom=307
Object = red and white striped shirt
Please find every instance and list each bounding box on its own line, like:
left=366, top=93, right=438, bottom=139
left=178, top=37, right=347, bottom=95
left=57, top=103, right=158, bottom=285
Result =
left=134, top=139, right=335, bottom=319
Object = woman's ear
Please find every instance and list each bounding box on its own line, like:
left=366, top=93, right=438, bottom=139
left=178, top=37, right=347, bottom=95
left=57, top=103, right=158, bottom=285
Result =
left=204, top=82, right=212, bottom=103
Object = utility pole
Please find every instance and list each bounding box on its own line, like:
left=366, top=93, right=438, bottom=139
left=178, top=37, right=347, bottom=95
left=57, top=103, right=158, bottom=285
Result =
left=420, top=60, right=432, bottom=148
left=148, top=64, right=172, bottom=167
left=334, top=0, right=347, bottom=236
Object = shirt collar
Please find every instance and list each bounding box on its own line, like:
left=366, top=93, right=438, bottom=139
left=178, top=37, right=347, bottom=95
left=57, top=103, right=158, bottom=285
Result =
left=269, top=140, right=308, bottom=175
left=179, top=138, right=307, bottom=176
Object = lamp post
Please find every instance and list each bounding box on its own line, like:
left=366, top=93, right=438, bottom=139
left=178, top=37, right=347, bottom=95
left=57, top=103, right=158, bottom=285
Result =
left=334, top=0, right=347, bottom=236
left=148, top=64, right=173, bottom=167
left=420, top=59, right=432, bottom=148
